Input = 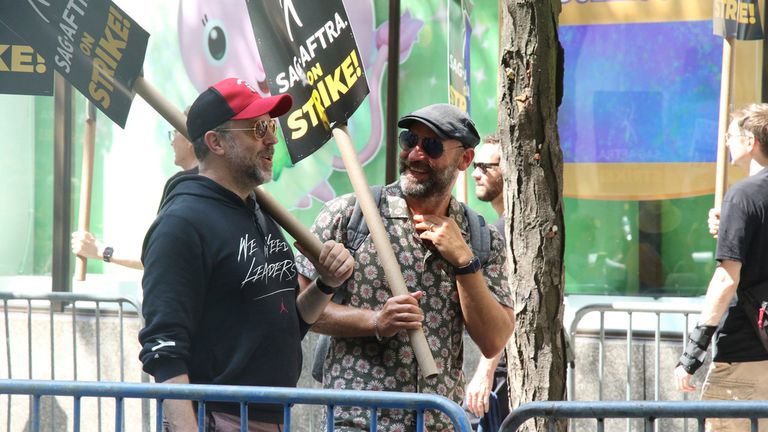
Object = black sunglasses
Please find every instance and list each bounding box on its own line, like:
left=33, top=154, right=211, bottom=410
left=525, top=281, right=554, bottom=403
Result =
left=473, top=162, right=499, bottom=173
left=399, top=130, right=464, bottom=159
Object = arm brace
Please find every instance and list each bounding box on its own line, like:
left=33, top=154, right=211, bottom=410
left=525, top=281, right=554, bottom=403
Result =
left=677, top=324, right=717, bottom=375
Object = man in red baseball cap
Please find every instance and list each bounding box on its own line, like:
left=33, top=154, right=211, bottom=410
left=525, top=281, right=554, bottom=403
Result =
left=139, top=78, right=355, bottom=431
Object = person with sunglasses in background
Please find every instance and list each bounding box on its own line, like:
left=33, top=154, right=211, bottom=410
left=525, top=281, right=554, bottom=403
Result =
left=465, top=133, right=511, bottom=431
left=139, top=78, right=355, bottom=432
left=295, top=103, right=515, bottom=431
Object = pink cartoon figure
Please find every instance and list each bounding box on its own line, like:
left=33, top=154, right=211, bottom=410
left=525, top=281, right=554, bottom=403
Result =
left=178, top=0, right=423, bottom=208
left=178, top=0, right=269, bottom=95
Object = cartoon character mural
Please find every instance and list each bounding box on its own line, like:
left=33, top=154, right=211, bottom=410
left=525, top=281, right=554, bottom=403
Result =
left=178, top=0, right=423, bottom=209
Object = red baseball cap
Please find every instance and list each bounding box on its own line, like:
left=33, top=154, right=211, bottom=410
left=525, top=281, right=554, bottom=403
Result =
left=187, top=78, right=293, bottom=141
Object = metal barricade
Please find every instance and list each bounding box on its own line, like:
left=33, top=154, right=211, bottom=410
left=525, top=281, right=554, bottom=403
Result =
left=0, top=379, right=472, bottom=432
left=0, top=291, right=148, bottom=432
left=566, top=302, right=702, bottom=431
left=500, top=400, right=768, bottom=432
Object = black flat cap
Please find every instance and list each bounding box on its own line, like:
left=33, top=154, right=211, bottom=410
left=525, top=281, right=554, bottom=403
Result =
left=397, top=103, right=481, bottom=148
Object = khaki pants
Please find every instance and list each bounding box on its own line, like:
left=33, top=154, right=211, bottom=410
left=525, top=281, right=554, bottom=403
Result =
left=701, top=360, right=768, bottom=432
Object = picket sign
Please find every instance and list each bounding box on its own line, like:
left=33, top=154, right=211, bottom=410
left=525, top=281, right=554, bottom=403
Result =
left=712, top=0, right=765, bottom=209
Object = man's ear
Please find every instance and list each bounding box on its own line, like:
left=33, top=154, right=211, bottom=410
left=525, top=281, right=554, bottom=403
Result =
left=204, top=131, right=226, bottom=156
left=458, top=148, right=475, bottom=171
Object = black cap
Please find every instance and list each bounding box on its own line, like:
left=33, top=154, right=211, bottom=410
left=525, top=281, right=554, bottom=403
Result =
left=397, top=103, right=481, bottom=148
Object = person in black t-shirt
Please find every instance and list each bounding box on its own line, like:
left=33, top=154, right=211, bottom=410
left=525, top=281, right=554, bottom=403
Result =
left=675, top=103, right=768, bottom=432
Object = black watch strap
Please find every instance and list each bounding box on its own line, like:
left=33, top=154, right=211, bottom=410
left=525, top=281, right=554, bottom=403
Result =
left=454, top=256, right=481, bottom=275
left=315, top=279, right=335, bottom=295
left=102, top=246, right=114, bottom=263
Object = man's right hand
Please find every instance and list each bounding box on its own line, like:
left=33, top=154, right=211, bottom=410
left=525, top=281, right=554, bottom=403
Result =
left=674, top=365, right=697, bottom=392
left=466, top=368, right=493, bottom=417
left=71, top=230, right=102, bottom=260
left=708, top=207, right=720, bottom=236
left=162, top=374, right=199, bottom=432
left=375, top=291, right=425, bottom=338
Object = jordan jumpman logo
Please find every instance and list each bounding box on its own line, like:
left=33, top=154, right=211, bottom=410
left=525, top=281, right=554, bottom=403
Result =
left=280, top=298, right=288, bottom=314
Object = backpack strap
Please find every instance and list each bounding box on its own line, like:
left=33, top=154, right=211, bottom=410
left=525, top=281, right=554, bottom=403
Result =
left=344, top=187, right=491, bottom=273
left=461, top=203, right=491, bottom=267
left=346, top=185, right=384, bottom=252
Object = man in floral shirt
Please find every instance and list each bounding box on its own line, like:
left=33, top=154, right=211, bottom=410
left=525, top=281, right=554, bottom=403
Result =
left=296, top=104, right=516, bottom=431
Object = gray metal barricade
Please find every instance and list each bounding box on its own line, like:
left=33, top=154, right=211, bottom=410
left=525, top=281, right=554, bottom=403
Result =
left=0, top=379, right=473, bottom=432
left=500, top=400, right=768, bottom=432
left=567, top=302, right=702, bottom=431
left=0, top=291, right=148, bottom=432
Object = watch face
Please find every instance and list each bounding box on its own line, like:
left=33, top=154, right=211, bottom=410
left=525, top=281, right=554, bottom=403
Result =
left=103, top=247, right=114, bottom=262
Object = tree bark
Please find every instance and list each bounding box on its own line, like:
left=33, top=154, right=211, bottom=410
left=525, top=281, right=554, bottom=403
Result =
left=499, top=0, right=566, bottom=431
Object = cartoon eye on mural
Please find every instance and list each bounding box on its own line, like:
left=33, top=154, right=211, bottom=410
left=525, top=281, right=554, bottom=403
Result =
left=178, top=0, right=423, bottom=209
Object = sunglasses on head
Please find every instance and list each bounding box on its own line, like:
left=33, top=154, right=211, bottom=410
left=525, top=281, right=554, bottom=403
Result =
left=399, top=130, right=464, bottom=159
left=216, top=119, right=277, bottom=139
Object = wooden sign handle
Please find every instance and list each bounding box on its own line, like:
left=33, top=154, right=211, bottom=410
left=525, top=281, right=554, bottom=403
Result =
left=74, top=102, right=96, bottom=281
left=333, top=126, right=439, bottom=378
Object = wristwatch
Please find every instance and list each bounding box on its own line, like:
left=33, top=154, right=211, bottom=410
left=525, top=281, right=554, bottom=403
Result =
left=315, top=279, right=335, bottom=295
left=454, top=256, right=481, bottom=275
left=102, top=246, right=114, bottom=263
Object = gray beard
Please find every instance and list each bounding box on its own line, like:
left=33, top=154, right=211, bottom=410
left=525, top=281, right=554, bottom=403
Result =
left=223, top=134, right=271, bottom=186
left=398, top=159, right=456, bottom=199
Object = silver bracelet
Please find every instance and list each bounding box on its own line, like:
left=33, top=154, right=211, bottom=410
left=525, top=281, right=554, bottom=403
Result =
left=373, top=311, right=383, bottom=341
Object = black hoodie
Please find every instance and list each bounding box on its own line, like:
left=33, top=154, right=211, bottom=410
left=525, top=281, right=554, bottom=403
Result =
left=139, top=175, right=306, bottom=423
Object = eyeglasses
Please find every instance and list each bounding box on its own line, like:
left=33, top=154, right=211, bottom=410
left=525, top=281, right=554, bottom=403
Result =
left=217, top=119, right=278, bottom=139
left=167, top=130, right=176, bottom=141
left=473, top=162, right=500, bottom=173
left=725, top=132, right=752, bottom=141
left=399, top=130, right=464, bottom=159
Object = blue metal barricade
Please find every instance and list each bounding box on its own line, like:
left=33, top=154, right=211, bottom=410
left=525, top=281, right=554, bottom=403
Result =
left=500, top=400, right=768, bottom=432
left=0, top=379, right=472, bottom=432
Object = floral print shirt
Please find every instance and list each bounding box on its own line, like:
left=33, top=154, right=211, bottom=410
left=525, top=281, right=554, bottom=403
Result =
left=295, top=183, right=512, bottom=431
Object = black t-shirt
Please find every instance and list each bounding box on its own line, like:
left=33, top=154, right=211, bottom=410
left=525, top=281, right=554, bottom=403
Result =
left=713, top=168, right=768, bottom=362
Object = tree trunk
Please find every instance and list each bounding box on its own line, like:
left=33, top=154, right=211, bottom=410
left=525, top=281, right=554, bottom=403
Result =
left=499, top=0, right=566, bottom=431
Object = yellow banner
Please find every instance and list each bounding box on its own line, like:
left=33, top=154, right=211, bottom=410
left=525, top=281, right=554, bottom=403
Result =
left=561, top=1, right=713, bottom=26
left=564, top=163, right=747, bottom=200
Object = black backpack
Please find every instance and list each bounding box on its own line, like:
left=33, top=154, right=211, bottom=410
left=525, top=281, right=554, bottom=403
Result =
left=311, top=185, right=493, bottom=382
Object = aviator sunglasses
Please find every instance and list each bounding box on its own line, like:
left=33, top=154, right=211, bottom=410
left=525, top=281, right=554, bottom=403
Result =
left=217, top=118, right=277, bottom=139
left=399, top=130, right=464, bottom=159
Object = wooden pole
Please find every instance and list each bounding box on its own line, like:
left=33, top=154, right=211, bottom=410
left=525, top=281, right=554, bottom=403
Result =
left=253, top=188, right=323, bottom=258
left=74, top=102, right=96, bottom=281
left=134, top=77, right=189, bottom=139
left=715, top=37, right=735, bottom=210
left=385, top=0, right=401, bottom=184
left=333, top=125, right=439, bottom=378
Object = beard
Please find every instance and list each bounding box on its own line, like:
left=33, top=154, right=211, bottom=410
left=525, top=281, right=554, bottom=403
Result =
left=398, top=157, right=457, bottom=199
left=476, top=181, right=502, bottom=202
left=223, top=134, right=273, bottom=186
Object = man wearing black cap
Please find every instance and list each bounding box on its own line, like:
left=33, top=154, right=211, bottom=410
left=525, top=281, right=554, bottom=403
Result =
left=138, top=78, right=354, bottom=431
left=296, top=103, right=516, bottom=431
